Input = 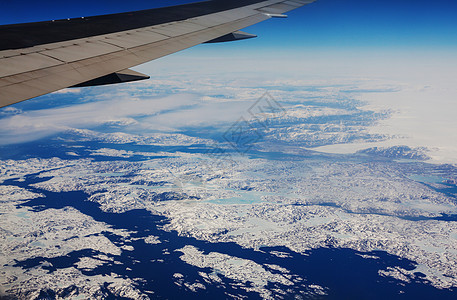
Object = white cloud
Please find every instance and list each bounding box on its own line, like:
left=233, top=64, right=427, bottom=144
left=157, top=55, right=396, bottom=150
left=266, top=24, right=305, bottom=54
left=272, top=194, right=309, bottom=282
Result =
left=0, top=94, right=198, bottom=144
left=0, top=91, right=262, bottom=145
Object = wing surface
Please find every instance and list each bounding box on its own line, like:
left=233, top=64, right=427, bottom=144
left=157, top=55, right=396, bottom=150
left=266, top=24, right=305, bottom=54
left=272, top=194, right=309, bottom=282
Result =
left=0, top=0, right=315, bottom=107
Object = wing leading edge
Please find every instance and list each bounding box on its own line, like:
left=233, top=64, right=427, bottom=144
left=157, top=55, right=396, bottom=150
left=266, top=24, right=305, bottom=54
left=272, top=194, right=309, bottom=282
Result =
left=0, top=0, right=316, bottom=108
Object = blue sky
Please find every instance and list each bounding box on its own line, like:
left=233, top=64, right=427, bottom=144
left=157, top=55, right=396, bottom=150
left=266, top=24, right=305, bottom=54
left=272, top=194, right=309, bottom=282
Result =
left=1, top=0, right=456, bottom=51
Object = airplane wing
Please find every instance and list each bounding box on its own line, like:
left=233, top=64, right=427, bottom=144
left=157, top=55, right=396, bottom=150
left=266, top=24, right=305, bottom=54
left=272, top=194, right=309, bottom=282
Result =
left=0, top=0, right=316, bottom=108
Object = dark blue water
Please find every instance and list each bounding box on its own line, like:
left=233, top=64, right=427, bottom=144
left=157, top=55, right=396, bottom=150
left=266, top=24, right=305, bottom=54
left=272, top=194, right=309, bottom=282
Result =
left=0, top=133, right=356, bottom=165
left=430, top=182, right=457, bottom=200
left=0, top=136, right=208, bottom=162
left=4, top=174, right=457, bottom=299
left=292, top=202, right=457, bottom=222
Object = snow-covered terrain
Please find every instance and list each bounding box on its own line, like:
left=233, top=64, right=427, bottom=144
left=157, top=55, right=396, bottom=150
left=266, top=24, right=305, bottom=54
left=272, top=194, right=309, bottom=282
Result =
left=1, top=75, right=457, bottom=299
